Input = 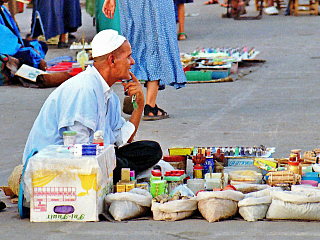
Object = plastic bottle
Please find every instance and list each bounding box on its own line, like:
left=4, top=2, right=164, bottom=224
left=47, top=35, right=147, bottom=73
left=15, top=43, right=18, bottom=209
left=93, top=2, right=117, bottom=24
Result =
left=93, top=130, right=104, bottom=146
left=63, top=131, right=77, bottom=146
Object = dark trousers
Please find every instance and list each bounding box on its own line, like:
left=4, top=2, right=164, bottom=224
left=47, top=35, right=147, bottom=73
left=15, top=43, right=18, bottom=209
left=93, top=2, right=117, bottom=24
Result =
left=113, top=140, right=162, bottom=184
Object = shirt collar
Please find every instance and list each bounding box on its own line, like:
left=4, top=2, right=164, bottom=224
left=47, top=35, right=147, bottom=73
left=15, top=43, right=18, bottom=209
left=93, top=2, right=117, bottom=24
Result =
left=92, top=65, right=110, bottom=94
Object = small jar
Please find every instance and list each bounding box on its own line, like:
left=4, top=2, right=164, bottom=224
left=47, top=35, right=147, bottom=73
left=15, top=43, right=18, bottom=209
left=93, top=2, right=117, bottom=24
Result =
left=289, top=153, right=297, bottom=162
left=291, top=149, right=301, bottom=162
left=63, top=131, right=77, bottom=146
left=193, top=164, right=203, bottom=179
left=287, top=161, right=300, bottom=175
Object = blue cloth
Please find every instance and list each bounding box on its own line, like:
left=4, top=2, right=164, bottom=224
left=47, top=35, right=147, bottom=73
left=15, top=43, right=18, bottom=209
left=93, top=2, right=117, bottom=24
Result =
left=0, top=5, right=46, bottom=68
left=118, top=0, right=186, bottom=89
left=23, top=66, right=126, bottom=163
left=0, top=5, right=23, bottom=56
left=31, top=0, right=82, bottom=40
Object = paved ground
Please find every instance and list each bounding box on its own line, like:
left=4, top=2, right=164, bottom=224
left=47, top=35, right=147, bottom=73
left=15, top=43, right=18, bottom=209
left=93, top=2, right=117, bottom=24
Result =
left=1, top=1, right=320, bottom=239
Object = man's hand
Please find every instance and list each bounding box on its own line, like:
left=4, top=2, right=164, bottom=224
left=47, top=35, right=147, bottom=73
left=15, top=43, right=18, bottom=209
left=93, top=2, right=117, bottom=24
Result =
left=102, top=0, right=116, bottom=19
left=122, top=72, right=145, bottom=109
left=124, top=72, right=145, bottom=143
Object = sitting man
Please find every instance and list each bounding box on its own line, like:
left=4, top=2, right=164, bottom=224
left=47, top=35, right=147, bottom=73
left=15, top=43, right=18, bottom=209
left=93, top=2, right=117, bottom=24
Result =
left=0, top=0, right=47, bottom=85
left=22, top=29, right=162, bottom=184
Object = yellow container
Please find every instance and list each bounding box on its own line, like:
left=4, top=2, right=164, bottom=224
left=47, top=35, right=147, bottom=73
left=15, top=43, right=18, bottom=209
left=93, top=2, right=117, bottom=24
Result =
left=168, top=147, right=193, bottom=156
left=116, top=183, right=126, bottom=193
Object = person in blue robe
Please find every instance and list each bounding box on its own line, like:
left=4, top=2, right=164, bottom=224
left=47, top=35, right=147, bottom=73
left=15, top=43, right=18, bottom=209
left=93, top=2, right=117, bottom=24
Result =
left=30, top=0, right=82, bottom=48
left=23, top=30, right=162, bottom=184
left=0, top=0, right=47, bottom=70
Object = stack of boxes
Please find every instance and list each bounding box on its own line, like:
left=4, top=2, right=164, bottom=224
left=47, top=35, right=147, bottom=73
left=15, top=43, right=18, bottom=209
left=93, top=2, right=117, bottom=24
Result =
left=116, top=168, right=149, bottom=192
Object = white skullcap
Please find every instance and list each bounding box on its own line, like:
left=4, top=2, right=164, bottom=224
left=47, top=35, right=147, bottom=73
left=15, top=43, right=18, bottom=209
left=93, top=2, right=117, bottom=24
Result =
left=91, top=29, right=126, bottom=58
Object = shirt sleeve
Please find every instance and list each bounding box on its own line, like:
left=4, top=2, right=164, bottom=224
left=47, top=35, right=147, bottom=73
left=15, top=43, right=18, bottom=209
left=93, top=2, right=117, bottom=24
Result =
left=113, top=121, right=135, bottom=147
left=67, top=121, right=93, bottom=144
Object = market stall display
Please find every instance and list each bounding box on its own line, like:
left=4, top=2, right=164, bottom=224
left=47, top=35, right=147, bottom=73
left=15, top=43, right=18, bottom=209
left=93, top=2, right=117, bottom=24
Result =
left=181, top=47, right=261, bottom=82
left=5, top=143, right=320, bottom=223
left=105, top=188, right=152, bottom=221
left=238, top=196, right=272, bottom=222
left=197, top=190, right=245, bottom=222
left=151, top=191, right=197, bottom=221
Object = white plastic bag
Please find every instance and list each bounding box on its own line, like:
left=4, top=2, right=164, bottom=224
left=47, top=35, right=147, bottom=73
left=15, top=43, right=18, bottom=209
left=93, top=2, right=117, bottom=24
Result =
left=105, top=188, right=152, bottom=221
left=238, top=196, right=272, bottom=221
left=151, top=197, right=197, bottom=221
left=197, top=190, right=244, bottom=222
left=136, top=160, right=174, bottom=180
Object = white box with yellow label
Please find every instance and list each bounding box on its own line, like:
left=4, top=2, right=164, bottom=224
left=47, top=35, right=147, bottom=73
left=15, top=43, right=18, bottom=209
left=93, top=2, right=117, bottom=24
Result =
left=23, top=145, right=116, bottom=222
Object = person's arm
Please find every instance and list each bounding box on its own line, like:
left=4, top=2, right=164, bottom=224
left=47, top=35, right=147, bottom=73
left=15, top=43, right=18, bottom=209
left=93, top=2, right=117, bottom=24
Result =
left=67, top=121, right=94, bottom=144
left=123, top=72, right=145, bottom=143
left=102, top=0, right=116, bottom=19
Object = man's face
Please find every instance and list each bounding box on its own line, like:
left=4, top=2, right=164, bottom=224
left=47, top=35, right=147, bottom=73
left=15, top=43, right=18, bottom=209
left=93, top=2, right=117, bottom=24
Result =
left=114, top=41, right=135, bottom=80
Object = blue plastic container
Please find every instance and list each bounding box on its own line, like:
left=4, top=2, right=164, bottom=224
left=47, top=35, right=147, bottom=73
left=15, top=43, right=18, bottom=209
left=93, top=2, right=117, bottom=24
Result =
left=203, top=157, right=214, bottom=175
left=302, top=172, right=320, bottom=183
left=211, top=69, right=230, bottom=79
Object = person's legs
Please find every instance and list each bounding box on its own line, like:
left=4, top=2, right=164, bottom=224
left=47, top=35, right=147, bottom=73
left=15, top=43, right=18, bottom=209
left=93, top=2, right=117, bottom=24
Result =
left=143, top=80, right=169, bottom=119
left=58, top=33, right=68, bottom=48
left=113, top=140, right=163, bottom=184
left=146, top=80, right=159, bottom=109
left=177, top=4, right=186, bottom=40
left=267, top=0, right=274, bottom=7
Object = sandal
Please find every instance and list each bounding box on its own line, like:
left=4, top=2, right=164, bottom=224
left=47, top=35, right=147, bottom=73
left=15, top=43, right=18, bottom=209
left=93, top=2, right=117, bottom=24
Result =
left=143, top=104, right=170, bottom=121
left=178, top=32, right=187, bottom=41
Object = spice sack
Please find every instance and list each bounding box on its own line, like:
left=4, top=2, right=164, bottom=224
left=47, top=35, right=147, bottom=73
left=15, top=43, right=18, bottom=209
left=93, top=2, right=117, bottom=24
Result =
left=197, top=190, right=244, bottom=222
left=105, top=188, right=152, bottom=221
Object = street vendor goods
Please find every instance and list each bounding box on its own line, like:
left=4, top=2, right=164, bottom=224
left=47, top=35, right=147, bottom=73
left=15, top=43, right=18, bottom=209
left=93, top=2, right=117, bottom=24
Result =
left=151, top=191, right=197, bottom=221
left=238, top=196, right=272, bottom=222
left=266, top=191, right=320, bottom=221
left=105, top=188, right=152, bottom=221
left=22, top=145, right=115, bottom=222
left=197, top=190, right=244, bottom=222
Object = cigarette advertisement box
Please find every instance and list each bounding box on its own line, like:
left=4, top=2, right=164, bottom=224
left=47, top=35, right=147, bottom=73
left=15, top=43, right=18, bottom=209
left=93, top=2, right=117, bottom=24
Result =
left=23, top=145, right=116, bottom=222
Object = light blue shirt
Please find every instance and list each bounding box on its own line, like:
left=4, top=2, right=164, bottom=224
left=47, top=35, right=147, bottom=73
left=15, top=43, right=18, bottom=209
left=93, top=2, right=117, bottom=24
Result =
left=23, top=65, right=135, bottom=163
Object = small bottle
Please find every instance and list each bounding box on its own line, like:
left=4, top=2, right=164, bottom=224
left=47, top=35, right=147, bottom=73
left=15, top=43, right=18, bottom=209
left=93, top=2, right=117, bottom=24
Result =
left=193, top=147, right=198, bottom=156
left=224, top=147, right=230, bottom=156
left=211, top=147, right=216, bottom=154
left=193, top=164, right=204, bottom=179
left=130, top=171, right=135, bottom=181
left=206, top=147, right=211, bottom=157
left=235, top=146, right=240, bottom=156
left=229, top=146, right=234, bottom=156
left=93, top=130, right=104, bottom=146
left=252, top=146, right=257, bottom=156
left=257, top=147, right=262, bottom=156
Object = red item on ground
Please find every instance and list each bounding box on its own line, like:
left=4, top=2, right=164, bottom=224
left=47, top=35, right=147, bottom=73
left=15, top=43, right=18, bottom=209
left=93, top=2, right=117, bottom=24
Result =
left=151, top=170, right=162, bottom=177
left=163, top=155, right=187, bottom=162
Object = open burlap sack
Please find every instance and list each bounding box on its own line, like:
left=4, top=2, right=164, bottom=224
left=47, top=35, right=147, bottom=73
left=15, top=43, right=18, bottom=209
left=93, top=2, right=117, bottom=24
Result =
left=8, top=164, right=23, bottom=197
left=197, top=190, right=244, bottom=222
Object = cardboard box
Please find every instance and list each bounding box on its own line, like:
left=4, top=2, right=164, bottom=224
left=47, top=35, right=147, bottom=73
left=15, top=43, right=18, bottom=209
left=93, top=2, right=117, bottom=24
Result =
left=168, top=147, right=193, bottom=156
left=227, top=157, right=254, bottom=166
left=125, top=183, right=135, bottom=192
left=116, top=183, right=126, bottom=193
left=121, top=168, right=131, bottom=182
left=24, top=145, right=116, bottom=222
